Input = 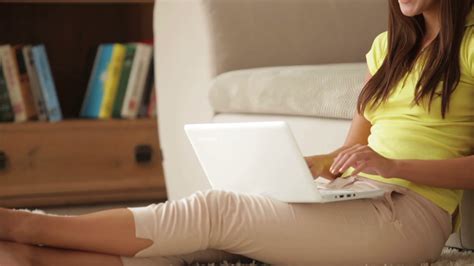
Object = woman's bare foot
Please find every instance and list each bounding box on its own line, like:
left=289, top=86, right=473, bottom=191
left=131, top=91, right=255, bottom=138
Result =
left=0, top=240, right=32, bottom=266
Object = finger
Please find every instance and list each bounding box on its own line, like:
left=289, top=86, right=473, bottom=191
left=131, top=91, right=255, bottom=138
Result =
left=350, top=160, right=368, bottom=176
left=339, top=151, right=371, bottom=173
left=334, top=144, right=362, bottom=161
left=330, top=145, right=367, bottom=174
left=339, top=151, right=372, bottom=174
left=330, top=144, right=365, bottom=171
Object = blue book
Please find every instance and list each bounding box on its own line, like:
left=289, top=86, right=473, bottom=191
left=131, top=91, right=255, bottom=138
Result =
left=80, top=44, right=114, bottom=118
left=32, top=45, right=62, bottom=122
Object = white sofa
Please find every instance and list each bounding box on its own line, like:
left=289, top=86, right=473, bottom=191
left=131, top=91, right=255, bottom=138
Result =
left=153, top=0, right=473, bottom=250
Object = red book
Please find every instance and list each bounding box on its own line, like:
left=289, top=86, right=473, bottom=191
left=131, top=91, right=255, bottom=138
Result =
left=15, top=45, right=38, bottom=120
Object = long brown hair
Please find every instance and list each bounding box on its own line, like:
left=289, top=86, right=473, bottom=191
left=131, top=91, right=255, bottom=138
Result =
left=357, top=0, right=472, bottom=118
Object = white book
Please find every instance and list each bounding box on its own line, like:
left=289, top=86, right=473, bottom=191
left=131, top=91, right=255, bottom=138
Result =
left=23, top=45, right=48, bottom=121
left=121, top=43, right=153, bottom=119
left=0, top=45, right=27, bottom=122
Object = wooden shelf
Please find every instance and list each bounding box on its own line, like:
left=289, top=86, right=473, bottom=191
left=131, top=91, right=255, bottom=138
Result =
left=0, top=0, right=154, bottom=3
left=0, top=3, right=153, bottom=118
left=0, top=1, right=162, bottom=208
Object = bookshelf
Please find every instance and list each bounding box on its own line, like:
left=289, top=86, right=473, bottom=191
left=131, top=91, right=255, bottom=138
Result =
left=0, top=0, right=166, bottom=208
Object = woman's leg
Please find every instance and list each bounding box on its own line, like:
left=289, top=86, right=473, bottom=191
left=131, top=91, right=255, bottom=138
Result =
left=0, top=240, right=123, bottom=266
left=0, top=208, right=152, bottom=256
left=0, top=207, right=253, bottom=264
left=0, top=241, right=246, bottom=266
left=0, top=241, right=32, bottom=266
left=1, top=181, right=452, bottom=264
left=125, top=188, right=451, bottom=264
left=0, top=208, right=252, bottom=264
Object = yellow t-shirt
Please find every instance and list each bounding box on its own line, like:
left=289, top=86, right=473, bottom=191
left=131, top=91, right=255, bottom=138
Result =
left=344, top=9, right=474, bottom=214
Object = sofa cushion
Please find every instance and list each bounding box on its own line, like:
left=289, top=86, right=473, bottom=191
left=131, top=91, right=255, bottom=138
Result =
left=209, top=63, right=367, bottom=120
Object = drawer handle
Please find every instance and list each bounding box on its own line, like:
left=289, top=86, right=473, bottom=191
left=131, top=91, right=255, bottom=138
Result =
left=135, top=145, right=153, bottom=164
left=0, top=151, right=7, bottom=170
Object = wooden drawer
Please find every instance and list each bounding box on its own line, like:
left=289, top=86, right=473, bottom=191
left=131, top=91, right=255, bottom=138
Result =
left=0, top=119, right=167, bottom=208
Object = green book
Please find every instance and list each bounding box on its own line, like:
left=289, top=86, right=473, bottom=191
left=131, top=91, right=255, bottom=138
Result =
left=112, top=44, right=136, bottom=118
left=0, top=60, right=14, bottom=122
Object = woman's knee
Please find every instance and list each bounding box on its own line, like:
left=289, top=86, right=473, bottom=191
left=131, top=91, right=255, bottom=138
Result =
left=202, top=189, right=235, bottom=203
left=200, top=189, right=244, bottom=215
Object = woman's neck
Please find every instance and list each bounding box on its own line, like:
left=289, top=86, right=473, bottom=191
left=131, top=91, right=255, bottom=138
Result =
left=422, top=3, right=441, bottom=47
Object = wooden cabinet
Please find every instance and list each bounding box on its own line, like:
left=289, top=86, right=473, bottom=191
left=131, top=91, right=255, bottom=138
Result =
left=0, top=0, right=166, bottom=208
left=0, top=119, right=166, bottom=208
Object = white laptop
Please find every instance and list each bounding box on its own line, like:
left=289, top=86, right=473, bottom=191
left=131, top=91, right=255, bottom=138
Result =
left=184, top=121, right=384, bottom=203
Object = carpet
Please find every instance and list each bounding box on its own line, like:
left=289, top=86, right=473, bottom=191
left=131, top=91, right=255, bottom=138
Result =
left=192, top=248, right=473, bottom=265
left=426, top=247, right=474, bottom=266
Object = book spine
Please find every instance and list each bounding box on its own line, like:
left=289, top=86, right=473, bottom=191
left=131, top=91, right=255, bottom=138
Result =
left=80, top=44, right=113, bottom=118
left=0, top=45, right=27, bottom=122
left=121, top=44, right=153, bottom=119
left=138, top=58, right=154, bottom=118
left=32, top=45, right=62, bottom=122
left=15, top=45, right=38, bottom=120
left=23, top=45, right=48, bottom=121
left=112, top=44, right=136, bottom=118
left=99, top=44, right=126, bottom=119
left=0, top=59, right=14, bottom=122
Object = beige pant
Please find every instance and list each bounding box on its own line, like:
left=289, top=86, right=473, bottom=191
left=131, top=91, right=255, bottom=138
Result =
left=121, top=176, right=451, bottom=265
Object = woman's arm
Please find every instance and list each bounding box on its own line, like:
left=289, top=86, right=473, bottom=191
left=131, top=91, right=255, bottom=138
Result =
left=391, top=156, right=474, bottom=189
left=330, top=144, right=474, bottom=189
left=341, top=73, right=373, bottom=148
left=305, top=73, right=373, bottom=179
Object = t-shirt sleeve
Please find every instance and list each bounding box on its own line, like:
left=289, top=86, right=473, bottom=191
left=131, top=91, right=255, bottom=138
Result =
left=366, top=31, right=388, bottom=75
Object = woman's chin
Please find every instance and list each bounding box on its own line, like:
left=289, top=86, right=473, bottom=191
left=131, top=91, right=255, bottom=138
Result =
left=399, top=6, right=420, bottom=17
left=398, top=0, right=434, bottom=17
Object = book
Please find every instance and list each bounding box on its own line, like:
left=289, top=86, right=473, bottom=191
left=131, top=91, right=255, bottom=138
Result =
left=15, top=45, right=38, bottom=120
left=138, top=60, right=154, bottom=118
left=147, top=85, right=157, bottom=118
left=0, top=45, right=27, bottom=122
left=121, top=44, right=153, bottom=119
left=112, top=44, right=136, bottom=118
left=32, top=45, right=62, bottom=122
left=99, top=44, right=126, bottom=119
left=23, top=45, right=48, bottom=121
left=80, top=44, right=113, bottom=118
left=0, top=58, right=14, bottom=122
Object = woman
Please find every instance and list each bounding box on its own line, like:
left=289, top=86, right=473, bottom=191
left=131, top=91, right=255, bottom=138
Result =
left=1, top=0, right=473, bottom=264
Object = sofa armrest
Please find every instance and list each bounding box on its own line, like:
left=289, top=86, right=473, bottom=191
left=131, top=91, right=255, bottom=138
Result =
left=154, top=0, right=388, bottom=199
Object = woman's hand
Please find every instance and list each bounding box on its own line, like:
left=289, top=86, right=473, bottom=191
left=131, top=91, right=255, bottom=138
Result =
left=304, top=154, right=339, bottom=180
left=329, top=144, right=397, bottom=178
